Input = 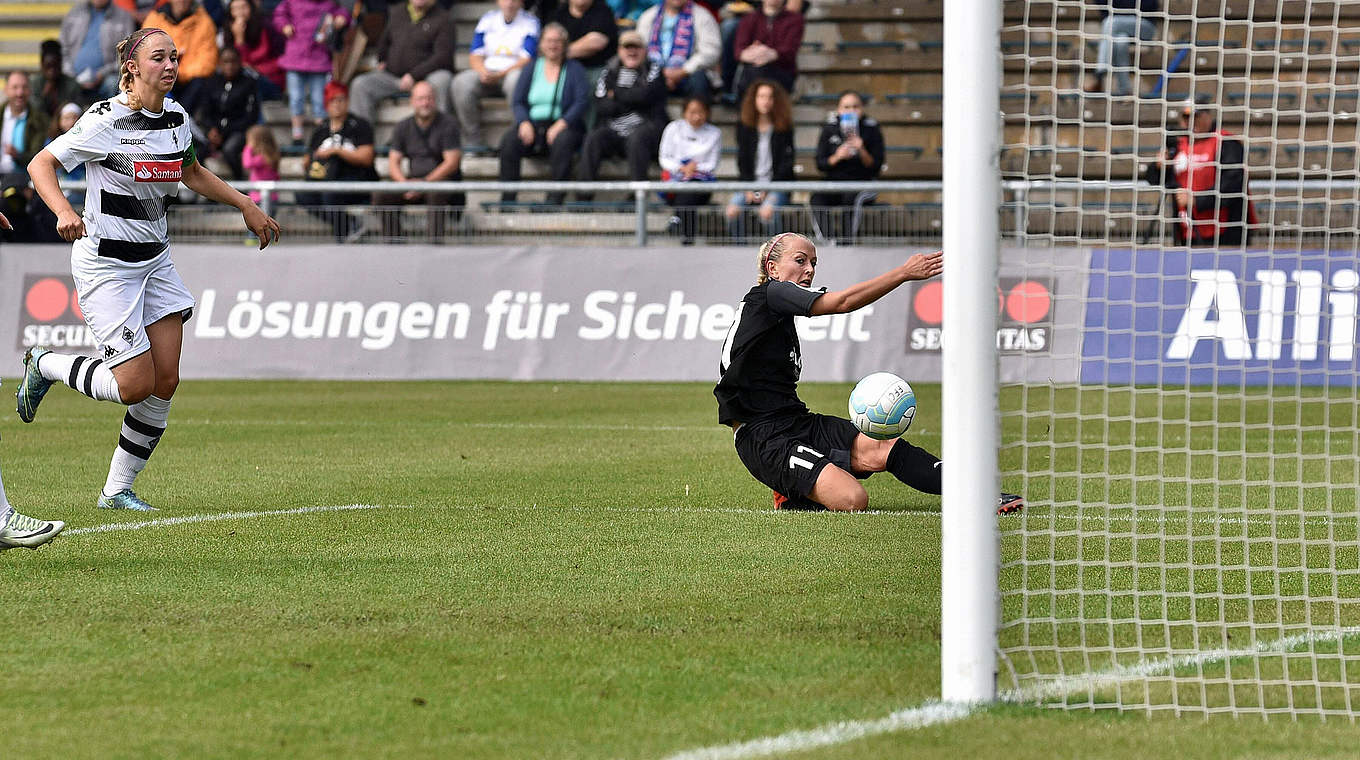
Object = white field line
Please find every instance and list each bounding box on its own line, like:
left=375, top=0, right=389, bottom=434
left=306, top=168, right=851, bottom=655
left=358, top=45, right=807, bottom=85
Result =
left=661, top=626, right=1360, bottom=760
left=52, top=500, right=1355, bottom=539
left=62, top=503, right=385, bottom=536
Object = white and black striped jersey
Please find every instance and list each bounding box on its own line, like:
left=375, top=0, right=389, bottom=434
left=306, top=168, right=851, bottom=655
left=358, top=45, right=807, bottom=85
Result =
left=46, top=93, right=196, bottom=262
left=715, top=279, right=827, bottom=425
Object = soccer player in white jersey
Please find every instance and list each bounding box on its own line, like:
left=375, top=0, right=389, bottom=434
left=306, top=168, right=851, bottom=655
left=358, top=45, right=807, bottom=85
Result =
left=0, top=213, right=65, bottom=550
left=20, top=27, right=281, bottom=512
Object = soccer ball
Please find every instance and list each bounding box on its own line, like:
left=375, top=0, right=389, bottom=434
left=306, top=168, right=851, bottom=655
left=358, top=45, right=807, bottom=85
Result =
left=848, top=372, right=917, bottom=440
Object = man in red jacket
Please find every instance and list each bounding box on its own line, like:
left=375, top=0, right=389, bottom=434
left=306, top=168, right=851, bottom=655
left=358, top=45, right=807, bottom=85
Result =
left=1146, top=95, right=1258, bottom=247
left=731, top=0, right=803, bottom=102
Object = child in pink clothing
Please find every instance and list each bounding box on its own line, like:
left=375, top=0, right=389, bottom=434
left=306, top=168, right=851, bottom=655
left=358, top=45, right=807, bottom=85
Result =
left=242, top=125, right=281, bottom=205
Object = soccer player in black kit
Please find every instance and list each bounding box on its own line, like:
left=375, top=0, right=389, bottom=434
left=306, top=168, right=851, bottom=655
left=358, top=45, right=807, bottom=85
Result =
left=715, top=232, right=1024, bottom=514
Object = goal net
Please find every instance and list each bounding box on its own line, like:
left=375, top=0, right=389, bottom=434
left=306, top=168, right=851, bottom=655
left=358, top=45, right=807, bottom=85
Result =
left=994, top=0, right=1360, bottom=716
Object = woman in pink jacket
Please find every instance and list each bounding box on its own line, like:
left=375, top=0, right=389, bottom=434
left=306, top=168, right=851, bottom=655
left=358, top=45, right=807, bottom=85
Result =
left=272, top=0, right=348, bottom=142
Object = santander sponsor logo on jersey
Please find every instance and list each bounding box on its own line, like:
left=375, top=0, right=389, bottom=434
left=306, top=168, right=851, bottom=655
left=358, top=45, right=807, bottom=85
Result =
left=133, top=159, right=183, bottom=182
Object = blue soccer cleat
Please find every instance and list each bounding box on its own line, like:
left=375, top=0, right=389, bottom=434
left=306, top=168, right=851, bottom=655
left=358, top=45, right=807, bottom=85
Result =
left=16, top=347, right=53, bottom=423
left=97, top=489, right=157, bottom=512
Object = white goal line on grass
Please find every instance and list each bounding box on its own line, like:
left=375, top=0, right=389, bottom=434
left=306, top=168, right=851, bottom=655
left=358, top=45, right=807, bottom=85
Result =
left=56, top=502, right=1355, bottom=540
left=660, top=626, right=1360, bottom=760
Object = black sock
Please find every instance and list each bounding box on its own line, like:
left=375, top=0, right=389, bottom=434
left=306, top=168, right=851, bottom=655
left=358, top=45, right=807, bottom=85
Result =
left=886, top=439, right=942, bottom=495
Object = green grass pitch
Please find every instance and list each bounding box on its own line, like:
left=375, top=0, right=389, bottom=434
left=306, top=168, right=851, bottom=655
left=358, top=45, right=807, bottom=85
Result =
left=4, top=381, right=1360, bottom=759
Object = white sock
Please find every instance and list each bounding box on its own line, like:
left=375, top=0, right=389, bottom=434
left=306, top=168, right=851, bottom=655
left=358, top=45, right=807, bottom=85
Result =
left=103, top=395, right=171, bottom=497
left=0, top=463, right=11, bottom=521
left=38, top=353, right=122, bottom=402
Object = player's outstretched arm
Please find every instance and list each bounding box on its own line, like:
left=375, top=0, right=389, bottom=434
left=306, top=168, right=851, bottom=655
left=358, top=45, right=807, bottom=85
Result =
left=28, top=150, right=87, bottom=241
left=181, top=161, right=282, bottom=250
left=810, top=250, right=943, bottom=316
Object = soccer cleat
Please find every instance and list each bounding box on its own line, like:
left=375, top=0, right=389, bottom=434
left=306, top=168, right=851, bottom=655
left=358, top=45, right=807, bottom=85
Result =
left=16, top=346, right=53, bottom=423
left=97, top=489, right=157, bottom=512
left=0, top=509, right=65, bottom=549
left=997, top=493, right=1025, bottom=515
left=772, top=490, right=823, bottom=511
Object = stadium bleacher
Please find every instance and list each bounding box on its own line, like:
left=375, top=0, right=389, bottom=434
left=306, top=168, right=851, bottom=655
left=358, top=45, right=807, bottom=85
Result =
left=4, top=0, right=1358, bottom=241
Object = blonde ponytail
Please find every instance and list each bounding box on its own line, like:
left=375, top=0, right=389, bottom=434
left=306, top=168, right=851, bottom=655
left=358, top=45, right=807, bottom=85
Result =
left=756, top=232, right=810, bottom=284
left=115, top=28, right=169, bottom=111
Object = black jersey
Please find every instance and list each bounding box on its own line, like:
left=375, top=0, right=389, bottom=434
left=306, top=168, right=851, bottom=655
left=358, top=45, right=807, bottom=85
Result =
left=715, top=279, right=827, bottom=425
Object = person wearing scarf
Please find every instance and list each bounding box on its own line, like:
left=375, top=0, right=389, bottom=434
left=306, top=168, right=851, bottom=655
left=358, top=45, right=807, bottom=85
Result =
left=636, top=0, right=720, bottom=98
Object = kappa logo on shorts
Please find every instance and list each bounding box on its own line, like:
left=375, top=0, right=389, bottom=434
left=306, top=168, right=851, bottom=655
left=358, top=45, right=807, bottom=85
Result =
left=133, top=159, right=183, bottom=182
left=102, top=345, right=117, bottom=359
left=121, top=326, right=135, bottom=344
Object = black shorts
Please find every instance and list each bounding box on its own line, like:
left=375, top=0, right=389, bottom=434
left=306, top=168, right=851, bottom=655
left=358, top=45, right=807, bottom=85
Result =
left=733, top=412, right=865, bottom=500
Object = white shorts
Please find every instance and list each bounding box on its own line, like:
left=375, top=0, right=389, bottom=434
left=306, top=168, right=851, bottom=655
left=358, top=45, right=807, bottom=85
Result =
left=70, top=237, right=196, bottom=367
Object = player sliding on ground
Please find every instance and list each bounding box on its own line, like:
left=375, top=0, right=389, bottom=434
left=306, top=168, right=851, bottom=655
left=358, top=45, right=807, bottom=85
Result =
left=19, top=28, right=281, bottom=512
left=715, top=233, right=1024, bottom=514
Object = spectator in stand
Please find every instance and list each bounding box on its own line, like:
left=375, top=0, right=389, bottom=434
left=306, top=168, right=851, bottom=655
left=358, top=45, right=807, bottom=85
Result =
left=1085, top=0, right=1159, bottom=97
left=376, top=80, right=465, bottom=243
left=549, top=0, right=618, bottom=128
left=61, top=0, right=137, bottom=101
left=274, top=0, right=349, bottom=144
left=730, top=0, right=802, bottom=101
left=608, top=0, right=656, bottom=25
left=811, top=90, right=883, bottom=243
left=659, top=96, right=720, bottom=244
left=112, top=0, right=160, bottom=25
left=143, top=0, right=220, bottom=88
left=223, top=0, right=285, bottom=98
left=190, top=46, right=262, bottom=180
left=241, top=124, right=280, bottom=206
left=636, top=0, right=721, bottom=100
left=453, top=0, right=540, bottom=153
left=0, top=73, right=49, bottom=177
left=1145, top=95, right=1257, bottom=247
left=33, top=41, right=85, bottom=117
left=725, top=78, right=793, bottom=238
left=350, top=0, right=456, bottom=124
left=578, top=30, right=667, bottom=199
left=497, top=23, right=587, bottom=206
left=719, top=0, right=798, bottom=103
left=299, top=81, right=378, bottom=242
left=44, top=102, right=87, bottom=208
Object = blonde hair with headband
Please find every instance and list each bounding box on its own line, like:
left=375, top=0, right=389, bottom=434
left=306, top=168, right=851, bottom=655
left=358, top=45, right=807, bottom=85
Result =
left=115, top=28, right=170, bottom=111
left=756, top=232, right=812, bottom=284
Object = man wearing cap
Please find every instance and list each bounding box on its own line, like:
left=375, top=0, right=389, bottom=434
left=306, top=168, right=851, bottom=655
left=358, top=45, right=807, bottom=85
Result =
left=577, top=31, right=668, bottom=197
left=300, top=81, right=378, bottom=242
left=1146, top=95, right=1257, bottom=247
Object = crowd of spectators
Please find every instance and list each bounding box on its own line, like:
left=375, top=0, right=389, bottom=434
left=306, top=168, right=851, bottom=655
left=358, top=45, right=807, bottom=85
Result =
left=13, top=0, right=885, bottom=245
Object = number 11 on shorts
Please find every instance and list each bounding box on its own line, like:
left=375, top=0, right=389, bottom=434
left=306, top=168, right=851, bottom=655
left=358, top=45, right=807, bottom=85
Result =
left=789, top=445, right=824, bottom=470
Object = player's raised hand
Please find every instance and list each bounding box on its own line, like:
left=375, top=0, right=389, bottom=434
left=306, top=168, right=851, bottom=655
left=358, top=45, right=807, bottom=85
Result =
left=0, top=211, right=10, bottom=230
left=243, top=205, right=282, bottom=250
left=902, top=250, right=943, bottom=281
left=55, top=209, right=86, bottom=241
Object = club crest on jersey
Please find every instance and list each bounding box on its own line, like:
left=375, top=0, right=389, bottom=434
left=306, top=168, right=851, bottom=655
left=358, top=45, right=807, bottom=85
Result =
left=121, top=326, right=135, bottom=344
left=133, top=159, right=183, bottom=182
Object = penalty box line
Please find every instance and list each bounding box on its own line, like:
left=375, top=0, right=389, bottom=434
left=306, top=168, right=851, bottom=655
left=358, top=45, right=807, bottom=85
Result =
left=660, top=627, right=1360, bottom=760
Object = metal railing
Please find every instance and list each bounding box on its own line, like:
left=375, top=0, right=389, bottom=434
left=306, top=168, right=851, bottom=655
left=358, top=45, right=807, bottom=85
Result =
left=49, top=178, right=1359, bottom=246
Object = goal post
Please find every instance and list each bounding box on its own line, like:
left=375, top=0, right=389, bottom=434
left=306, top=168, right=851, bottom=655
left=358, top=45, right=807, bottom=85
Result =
left=983, top=0, right=1360, bottom=718
left=940, top=0, right=1003, bottom=703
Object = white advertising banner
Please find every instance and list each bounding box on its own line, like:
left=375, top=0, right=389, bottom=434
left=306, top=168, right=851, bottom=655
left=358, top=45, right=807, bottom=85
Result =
left=1, top=244, right=1087, bottom=383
